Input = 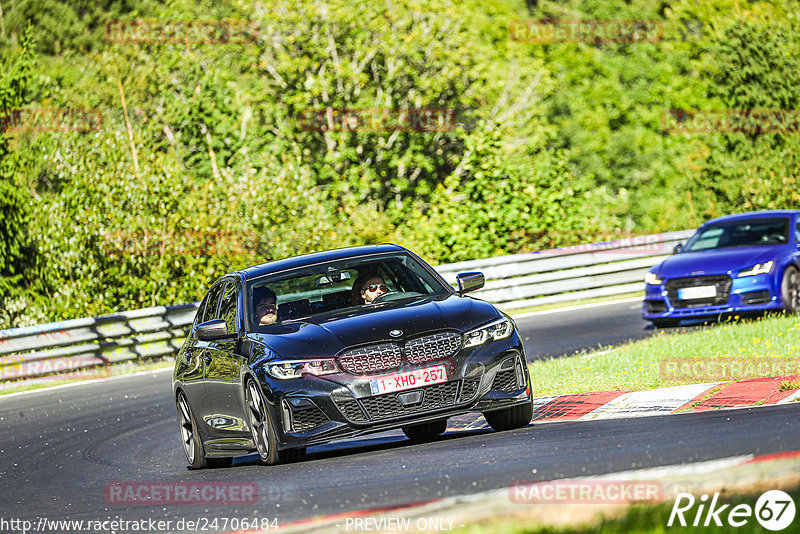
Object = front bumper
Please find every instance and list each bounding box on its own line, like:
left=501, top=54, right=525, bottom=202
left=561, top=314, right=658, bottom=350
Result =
left=260, top=337, right=531, bottom=450
left=642, top=272, right=782, bottom=322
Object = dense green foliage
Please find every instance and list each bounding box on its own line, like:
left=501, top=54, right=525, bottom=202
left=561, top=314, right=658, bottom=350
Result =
left=0, top=0, right=798, bottom=327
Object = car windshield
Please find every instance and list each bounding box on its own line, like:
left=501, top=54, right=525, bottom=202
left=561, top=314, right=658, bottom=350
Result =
left=683, top=218, right=790, bottom=252
left=247, top=251, right=450, bottom=329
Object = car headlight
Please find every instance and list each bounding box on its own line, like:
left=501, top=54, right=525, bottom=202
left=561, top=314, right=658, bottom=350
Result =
left=463, top=318, right=514, bottom=348
left=737, top=261, right=774, bottom=277
left=645, top=272, right=663, bottom=285
left=266, top=359, right=339, bottom=379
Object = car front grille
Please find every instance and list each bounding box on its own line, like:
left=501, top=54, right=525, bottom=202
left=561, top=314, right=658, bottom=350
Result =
left=405, top=332, right=462, bottom=364
left=665, top=275, right=732, bottom=308
left=492, top=369, right=518, bottom=392
left=338, top=343, right=403, bottom=374
left=359, top=380, right=460, bottom=421
left=337, top=331, right=463, bottom=375
left=290, top=405, right=329, bottom=432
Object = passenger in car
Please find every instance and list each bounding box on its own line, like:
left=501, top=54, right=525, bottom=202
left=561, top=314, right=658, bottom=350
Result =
left=254, top=286, right=278, bottom=325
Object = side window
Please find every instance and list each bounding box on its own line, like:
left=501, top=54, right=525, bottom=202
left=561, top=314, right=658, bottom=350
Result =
left=795, top=221, right=800, bottom=243
left=219, top=282, right=238, bottom=333
left=194, top=294, right=209, bottom=330
left=200, top=283, right=225, bottom=324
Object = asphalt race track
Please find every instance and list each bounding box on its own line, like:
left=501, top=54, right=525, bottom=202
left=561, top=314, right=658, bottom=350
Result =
left=1, top=300, right=797, bottom=530
left=516, top=299, right=654, bottom=360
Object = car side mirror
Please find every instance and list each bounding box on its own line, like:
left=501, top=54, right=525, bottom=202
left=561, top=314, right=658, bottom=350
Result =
left=673, top=243, right=683, bottom=254
left=196, top=319, right=235, bottom=341
left=456, top=272, right=485, bottom=295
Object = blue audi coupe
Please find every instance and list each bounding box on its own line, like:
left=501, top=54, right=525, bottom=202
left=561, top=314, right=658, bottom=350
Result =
left=643, top=210, right=800, bottom=327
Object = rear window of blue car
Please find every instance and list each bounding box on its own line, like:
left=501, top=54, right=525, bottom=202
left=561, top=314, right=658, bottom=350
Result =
left=684, top=218, right=790, bottom=252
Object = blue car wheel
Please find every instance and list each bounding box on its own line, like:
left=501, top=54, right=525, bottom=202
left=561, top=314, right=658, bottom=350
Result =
left=782, top=266, right=800, bottom=314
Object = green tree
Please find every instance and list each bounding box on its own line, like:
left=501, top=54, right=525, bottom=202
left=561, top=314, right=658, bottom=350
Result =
left=399, top=122, right=596, bottom=263
left=692, top=16, right=800, bottom=215
left=0, top=25, right=45, bottom=325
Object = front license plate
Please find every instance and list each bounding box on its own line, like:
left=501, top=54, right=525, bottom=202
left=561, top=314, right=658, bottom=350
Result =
left=369, top=365, right=447, bottom=395
left=678, top=285, right=717, bottom=300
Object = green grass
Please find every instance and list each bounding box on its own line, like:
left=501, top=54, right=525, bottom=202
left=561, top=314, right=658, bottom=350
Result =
left=529, top=313, right=800, bottom=396
left=456, top=485, right=800, bottom=533
left=779, top=379, right=800, bottom=391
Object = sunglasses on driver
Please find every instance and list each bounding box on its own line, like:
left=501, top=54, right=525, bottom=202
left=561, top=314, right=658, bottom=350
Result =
left=365, top=284, right=389, bottom=292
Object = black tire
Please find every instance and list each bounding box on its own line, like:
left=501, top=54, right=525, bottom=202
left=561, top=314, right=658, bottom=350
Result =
left=244, top=380, right=307, bottom=465
left=483, top=401, right=533, bottom=432
left=402, top=419, right=447, bottom=442
left=652, top=318, right=679, bottom=328
left=782, top=266, right=800, bottom=314
left=176, top=392, right=208, bottom=470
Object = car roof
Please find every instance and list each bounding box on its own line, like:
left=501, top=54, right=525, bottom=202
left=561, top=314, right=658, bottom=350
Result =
left=701, top=210, right=800, bottom=226
left=232, top=244, right=409, bottom=281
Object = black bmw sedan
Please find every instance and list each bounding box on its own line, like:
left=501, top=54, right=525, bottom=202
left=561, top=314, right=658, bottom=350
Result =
left=173, top=244, right=533, bottom=469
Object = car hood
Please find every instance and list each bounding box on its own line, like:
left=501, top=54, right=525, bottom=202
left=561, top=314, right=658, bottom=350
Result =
left=248, top=294, right=501, bottom=360
left=655, top=246, right=784, bottom=278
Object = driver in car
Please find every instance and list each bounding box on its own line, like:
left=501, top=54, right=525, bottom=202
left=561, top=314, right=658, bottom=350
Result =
left=360, top=276, right=389, bottom=304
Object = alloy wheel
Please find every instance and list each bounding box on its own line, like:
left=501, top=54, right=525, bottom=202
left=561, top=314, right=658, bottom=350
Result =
left=176, top=394, right=196, bottom=465
left=786, top=268, right=800, bottom=312
left=246, top=381, right=270, bottom=461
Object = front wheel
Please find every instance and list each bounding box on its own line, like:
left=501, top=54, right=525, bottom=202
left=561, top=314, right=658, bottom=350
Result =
left=177, top=392, right=206, bottom=469
left=402, top=419, right=447, bottom=442
left=245, top=380, right=306, bottom=465
left=483, top=401, right=533, bottom=432
left=176, top=392, right=232, bottom=469
left=782, top=266, right=800, bottom=314
left=245, top=380, right=281, bottom=465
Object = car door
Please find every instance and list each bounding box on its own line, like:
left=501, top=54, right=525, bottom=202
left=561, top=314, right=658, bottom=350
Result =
left=203, top=280, right=248, bottom=434
left=178, top=292, right=212, bottom=415
left=187, top=281, right=226, bottom=431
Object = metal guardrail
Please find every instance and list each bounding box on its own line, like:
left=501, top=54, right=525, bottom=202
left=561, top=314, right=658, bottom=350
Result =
left=0, top=230, right=695, bottom=386
left=0, top=304, right=199, bottom=387
left=437, top=230, right=695, bottom=309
